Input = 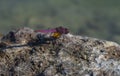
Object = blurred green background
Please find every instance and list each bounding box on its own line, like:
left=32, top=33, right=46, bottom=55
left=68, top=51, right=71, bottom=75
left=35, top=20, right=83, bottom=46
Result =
left=0, top=0, right=120, bottom=43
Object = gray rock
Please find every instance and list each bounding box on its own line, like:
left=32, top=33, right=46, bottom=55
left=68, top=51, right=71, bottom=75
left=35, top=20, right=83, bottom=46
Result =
left=0, top=28, right=120, bottom=76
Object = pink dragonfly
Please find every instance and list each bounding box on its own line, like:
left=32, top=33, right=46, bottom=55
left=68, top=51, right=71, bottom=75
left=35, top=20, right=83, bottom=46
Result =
left=35, top=26, right=69, bottom=34
left=34, top=26, right=69, bottom=44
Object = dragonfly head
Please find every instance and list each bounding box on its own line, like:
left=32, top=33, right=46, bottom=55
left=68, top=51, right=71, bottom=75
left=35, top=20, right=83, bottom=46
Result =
left=55, top=26, right=69, bottom=34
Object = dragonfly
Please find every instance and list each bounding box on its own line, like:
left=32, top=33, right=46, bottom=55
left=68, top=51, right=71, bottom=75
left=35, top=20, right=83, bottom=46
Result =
left=34, top=26, right=69, bottom=44
left=35, top=26, right=69, bottom=39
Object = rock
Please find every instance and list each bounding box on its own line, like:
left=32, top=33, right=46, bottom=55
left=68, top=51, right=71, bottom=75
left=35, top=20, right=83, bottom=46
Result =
left=1, top=27, right=36, bottom=44
left=0, top=27, right=120, bottom=76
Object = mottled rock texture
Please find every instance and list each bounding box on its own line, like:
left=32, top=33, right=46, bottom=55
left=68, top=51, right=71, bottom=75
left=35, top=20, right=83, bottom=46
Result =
left=0, top=27, right=120, bottom=76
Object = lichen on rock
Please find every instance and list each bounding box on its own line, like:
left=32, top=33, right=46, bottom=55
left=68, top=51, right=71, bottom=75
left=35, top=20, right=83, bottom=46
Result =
left=0, top=27, right=120, bottom=76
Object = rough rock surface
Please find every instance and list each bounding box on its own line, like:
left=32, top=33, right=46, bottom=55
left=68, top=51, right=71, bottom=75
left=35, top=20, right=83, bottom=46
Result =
left=0, top=28, right=120, bottom=76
